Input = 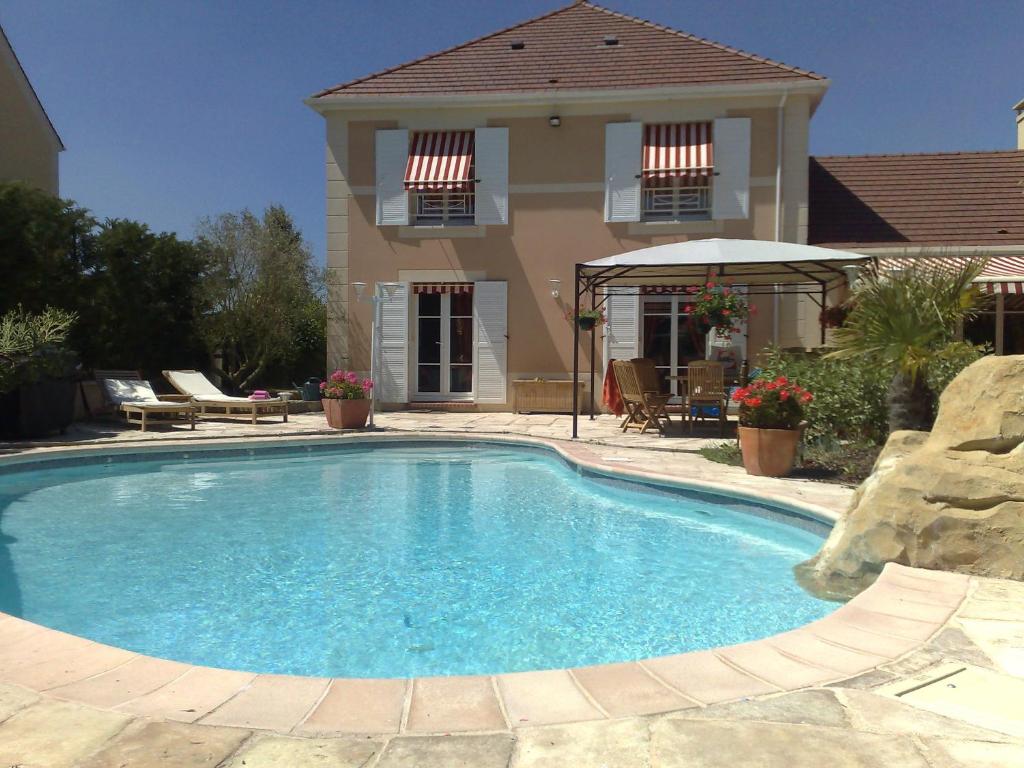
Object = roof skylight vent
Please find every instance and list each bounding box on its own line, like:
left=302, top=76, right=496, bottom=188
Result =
left=603, top=35, right=619, bottom=46
left=510, top=40, right=525, bottom=50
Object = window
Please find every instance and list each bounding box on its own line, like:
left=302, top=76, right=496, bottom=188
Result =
left=413, top=187, right=476, bottom=226
left=642, top=177, right=712, bottom=221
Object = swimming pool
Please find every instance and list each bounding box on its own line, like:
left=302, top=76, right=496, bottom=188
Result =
left=0, top=442, right=834, bottom=678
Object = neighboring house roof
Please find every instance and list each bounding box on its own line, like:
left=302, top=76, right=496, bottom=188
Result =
left=808, top=151, right=1024, bottom=249
left=311, top=1, right=824, bottom=100
left=0, top=24, right=63, bottom=151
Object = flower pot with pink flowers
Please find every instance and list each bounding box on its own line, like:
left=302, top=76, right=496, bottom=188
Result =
left=731, top=377, right=813, bottom=477
left=320, top=370, right=374, bottom=429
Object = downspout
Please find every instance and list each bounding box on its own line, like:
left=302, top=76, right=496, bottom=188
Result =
left=772, top=90, right=789, bottom=345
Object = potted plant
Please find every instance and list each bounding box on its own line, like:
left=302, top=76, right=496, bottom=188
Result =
left=685, top=280, right=751, bottom=341
left=566, top=308, right=606, bottom=331
left=731, top=376, right=813, bottom=477
left=0, top=307, right=79, bottom=438
left=320, top=370, right=374, bottom=429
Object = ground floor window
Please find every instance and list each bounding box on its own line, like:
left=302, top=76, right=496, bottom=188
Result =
left=414, top=289, right=474, bottom=399
left=640, top=295, right=707, bottom=396
left=965, top=293, right=1024, bottom=355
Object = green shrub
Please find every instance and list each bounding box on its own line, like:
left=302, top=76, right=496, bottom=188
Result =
left=755, top=346, right=890, bottom=443
left=0, top=306, right=77, bottom=394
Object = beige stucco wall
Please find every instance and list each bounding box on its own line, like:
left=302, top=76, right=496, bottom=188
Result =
left=321, top=91, right=821, bottom=401
left=0, top=44, right=59, bottom=194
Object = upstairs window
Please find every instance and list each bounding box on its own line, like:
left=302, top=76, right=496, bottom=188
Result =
left=641, top=123, right=713, bottom=221
left=405, top=131, right=476, bottom=226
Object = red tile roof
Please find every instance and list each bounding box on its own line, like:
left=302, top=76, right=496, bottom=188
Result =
left=808, top=151, right=1024, bottom=249
left=312, top=1, right=824, bottom=99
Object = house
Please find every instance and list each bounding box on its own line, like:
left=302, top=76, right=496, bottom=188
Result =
left=307, top=0, right=831, bottom=409
left=0, top=25, right=62, bottom=194
left=808, top=119, right=1024, bottom=353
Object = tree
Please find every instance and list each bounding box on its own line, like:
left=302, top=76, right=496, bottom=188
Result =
left=827, top=257, right=987, bottom=433
left=195, top=205, right=325, bottom=391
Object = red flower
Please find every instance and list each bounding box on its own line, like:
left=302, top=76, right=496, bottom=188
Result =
left=722, top=309, right=731, bottom=316
left=801, top=392, right=813, bottom=404
left=706, top=281, right=715, bottom=289
left=779, top=390, right=790, bottom=401
left=722, top=287, right=731, bottom=296
left=775, top=376, right=788, bottom=385
left=743, top=396, right=762, bottom=408
left=684, top=305, right=694, bottom=313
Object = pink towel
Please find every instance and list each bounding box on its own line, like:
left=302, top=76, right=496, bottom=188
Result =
left=249, top=390, right=270, bottom=400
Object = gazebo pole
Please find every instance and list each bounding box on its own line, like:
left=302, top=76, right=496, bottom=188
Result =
left=572, top=263, right=581, bottom=439
left=820, top=282, right=827, bottom=345
left=589, top=286, right=596, bottom=420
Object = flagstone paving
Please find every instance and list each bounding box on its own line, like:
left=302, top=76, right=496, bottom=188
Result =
left=1, top=419, right=1022, bottom=765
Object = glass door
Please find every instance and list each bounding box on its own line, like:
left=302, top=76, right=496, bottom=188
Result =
left=640, top=295, right=706, bottom=397
left=415, top=292, right=475, bottom=400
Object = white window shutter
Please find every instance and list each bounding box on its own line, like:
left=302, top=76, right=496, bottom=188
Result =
left=473, top=281, right=508, bottom=403
left=375, top=129, right=409, bottom=226
left=378, top=282, right=409, bottom=402
left=604, top=287, right=640, bottom=362
left=474, top=127, right=509, bottom=225
left=604, top=122, right=642, bottom=223
left=711, top=117, right=751, bottom=220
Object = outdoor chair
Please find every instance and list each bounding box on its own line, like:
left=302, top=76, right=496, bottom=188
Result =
left=163, top=370, right=288, bottom=425
left=96, top=371, right=195, bottom=432
left=612, top=359, right=672, bottom=435
left=685, top=360, right=727, bottom=435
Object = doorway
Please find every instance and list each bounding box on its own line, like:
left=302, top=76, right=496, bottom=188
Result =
left=414, top=291, right=474, bottom=400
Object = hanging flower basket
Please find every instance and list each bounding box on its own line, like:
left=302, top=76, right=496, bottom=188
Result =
left=684, top=279, right=751, bottom=338
left=566, top=308, right=606, bottom=331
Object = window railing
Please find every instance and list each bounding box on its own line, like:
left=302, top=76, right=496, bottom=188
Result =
left=642, top=183, right=711, bottom=221
left=413, top=191, right=475, bottom=225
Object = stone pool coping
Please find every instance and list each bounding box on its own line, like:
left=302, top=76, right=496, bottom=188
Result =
left=0, top=432, right=967, bottom=737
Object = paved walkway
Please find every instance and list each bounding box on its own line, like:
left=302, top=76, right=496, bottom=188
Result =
left=0, top=417, right=1022, bottom=766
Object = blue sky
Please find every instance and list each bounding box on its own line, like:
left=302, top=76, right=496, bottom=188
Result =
left=3, top=0, right=1020, bottom=263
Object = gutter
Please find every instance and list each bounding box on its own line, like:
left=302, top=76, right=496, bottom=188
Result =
left=772, top=90, right=789, bottom=344
left=304, top=79, right=830, bottom=114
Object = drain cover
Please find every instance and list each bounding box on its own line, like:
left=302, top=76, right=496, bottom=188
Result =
left=876, top=662, right=1024, bottom=737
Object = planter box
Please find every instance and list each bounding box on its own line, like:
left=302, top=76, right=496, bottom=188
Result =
left=512, top=380, right=585, bottom=414
left=0, top=378, right=76, bottom=438
left=323, top=398, right=370, bottom=429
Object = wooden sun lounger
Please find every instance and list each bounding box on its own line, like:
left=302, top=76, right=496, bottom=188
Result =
left=163, top=370, right=288, bottom=425
left=95, top=371, right=195, bottom=432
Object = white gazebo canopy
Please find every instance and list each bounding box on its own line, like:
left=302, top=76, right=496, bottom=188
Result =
left=579, top=238, right=871, bottom=291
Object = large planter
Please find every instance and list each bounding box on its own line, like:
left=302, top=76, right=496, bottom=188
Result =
left=738, top=425, right=800, bottom=477
left=322, top=398, right=370, bottom=429
left=0, top=377, right=76, bottom=438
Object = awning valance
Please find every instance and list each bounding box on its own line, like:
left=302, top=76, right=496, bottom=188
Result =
left=405, top=131, right=475, bottom=191
left=643, top=123, right=713, bottom=184
left=412, top=282, right=474, bottom=295
left=975, top=256, right=1024, bottom=294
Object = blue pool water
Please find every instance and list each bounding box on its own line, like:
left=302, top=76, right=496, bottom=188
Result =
left=0, top=444, right=834, bottom=677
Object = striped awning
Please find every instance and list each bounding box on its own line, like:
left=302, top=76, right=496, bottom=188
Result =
left=405, top=131, right=475, bottom=191
left=643, top=123, right=713, bottom=184
left=976, top=256, right=1024, bottom=294
left=412, top=282, right=474, bottom=295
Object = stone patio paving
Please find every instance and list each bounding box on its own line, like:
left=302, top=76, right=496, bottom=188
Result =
left=0, top=414, right=1022, bottom=766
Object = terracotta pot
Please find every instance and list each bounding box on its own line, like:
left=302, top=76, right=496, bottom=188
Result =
left=738, top=425, right=800, bottom=477
left=322, top=398, right=370, bottom=429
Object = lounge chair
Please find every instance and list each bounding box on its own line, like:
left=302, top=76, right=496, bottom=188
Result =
left=612, top=359, right=672, bottom=435
left=163, top=370, right=288, bottom=425
left=685, top=360, right=727, bottom=435
left=97, top=373, right=195, bottom=432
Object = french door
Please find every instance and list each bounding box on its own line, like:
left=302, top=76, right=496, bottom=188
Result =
left=415, top=292, right=474, bottom=400
left=640, top=295, right=707, bottom=397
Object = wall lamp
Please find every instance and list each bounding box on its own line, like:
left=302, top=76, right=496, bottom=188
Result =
left=548, top=115, right=561, bottom=127
left=549, top=279, right=561, bottom=298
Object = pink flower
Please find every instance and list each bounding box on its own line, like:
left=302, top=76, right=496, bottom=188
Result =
left=722, top=287, right=731, bottom=296
left=330, top=370, right=345, bottom=382
left=684, top=304, right=694, bottom=313
left=706, top=281, right=715, bottom=289
left=362, top=378, right=374, bottom=391
left=345, top=371, right=358, bottom=384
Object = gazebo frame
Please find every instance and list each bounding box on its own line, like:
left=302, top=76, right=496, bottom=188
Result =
left=570, top=240, right=870, bottom=438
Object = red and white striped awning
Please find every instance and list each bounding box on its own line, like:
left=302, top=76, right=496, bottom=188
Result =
left=976, top=256, right=1024, bottom=294
left=405, top=131, right=475, bottom=191
left=412, top=282, right=474, bottom=295
left=643, top=123, right=713, bottom=184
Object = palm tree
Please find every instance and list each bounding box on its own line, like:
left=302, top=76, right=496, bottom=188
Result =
left=827, top=257, right=987, bottom=433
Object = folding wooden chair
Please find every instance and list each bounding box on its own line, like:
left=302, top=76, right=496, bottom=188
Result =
left=685, top=360, right=727, bottom=435
left=612, top=359, right=672, bottom=435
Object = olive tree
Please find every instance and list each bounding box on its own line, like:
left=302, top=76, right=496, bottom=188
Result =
left=195, top=205, right=324, bottom=391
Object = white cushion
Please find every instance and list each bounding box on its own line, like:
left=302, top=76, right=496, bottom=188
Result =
left=101, top=378, right=160, bottom=404
left=165, top=370, right=223, bottom=397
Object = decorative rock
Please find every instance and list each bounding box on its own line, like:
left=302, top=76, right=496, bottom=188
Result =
left=797, top=356, right=1024, bottom=599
